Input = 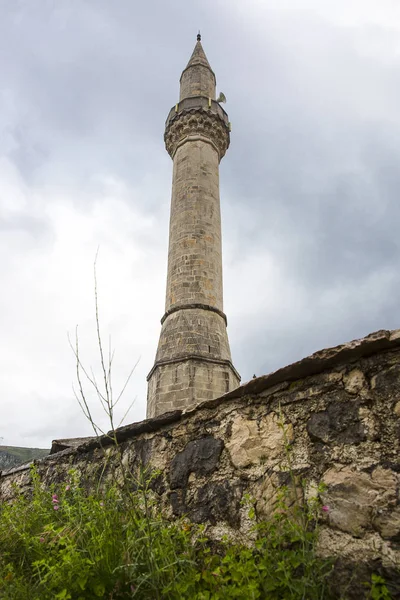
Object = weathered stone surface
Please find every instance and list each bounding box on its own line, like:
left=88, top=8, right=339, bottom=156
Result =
left=358, top=406, right=380, bottom=441
left=179, top=39, right=216, bottom=102
left=307, top=401, right=365, bottom=444
left=317, top=529, right=400, bottom=599
left=147, top=357, right=239, bottom=419
left=373, top=507, right=400, bottom=540
left=50, top=437, right=93, bottom=455
left=343, top=368, right=368, bottom=395
left=172, top=479, right=243, bottom=527
left=371, top=363, right=400, bottom=393
left=222, top=328, right=400, bottom=401
left=2, top=329, right=400, bottom=597
left=147, top=39, right=239, bottom=418
left=253, top=471, right=299, bottom=519
left=322, top=466, right=398, bottom=536
left=226, top=413, right=293, bottom=469
left=170, top=435, right=223, bottom=489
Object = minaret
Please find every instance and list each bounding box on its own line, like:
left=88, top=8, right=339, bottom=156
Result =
left=147, top=35, right=240, bottom=417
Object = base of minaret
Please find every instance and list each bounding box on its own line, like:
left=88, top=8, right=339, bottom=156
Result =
left=147, top=306, right=240, bottom=417
left=147, top=356, right=240, bottom=418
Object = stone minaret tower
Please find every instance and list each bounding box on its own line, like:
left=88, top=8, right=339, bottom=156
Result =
left=147, top=35, right=240, bottom=417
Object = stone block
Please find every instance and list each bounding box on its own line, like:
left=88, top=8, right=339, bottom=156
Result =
left=226, top=413, right=293, bottom=469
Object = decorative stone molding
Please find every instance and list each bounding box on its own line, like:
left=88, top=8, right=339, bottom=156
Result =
left=146, top=354, right=240, bottom=382
left=160, top=303, right=227, bottom=326
left=164, top=108, right=230, bottom=160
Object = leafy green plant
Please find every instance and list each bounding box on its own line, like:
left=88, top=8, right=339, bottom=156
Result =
left=367, top=574, right=392, bottom=600
left=0, top=466, right=336, bottom=599
left=0, top=467, right=198, bottom=599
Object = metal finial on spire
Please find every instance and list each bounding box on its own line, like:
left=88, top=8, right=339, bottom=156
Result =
left=197, top=31, right=201, bottom=41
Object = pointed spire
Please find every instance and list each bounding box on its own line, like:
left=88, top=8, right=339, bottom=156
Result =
left=180, top=35, right=216, bottom=101
left=185, top=34, right=213, bottom=71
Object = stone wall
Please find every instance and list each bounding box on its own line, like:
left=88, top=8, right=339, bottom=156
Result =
left=2, top=329, right=400, bottom=597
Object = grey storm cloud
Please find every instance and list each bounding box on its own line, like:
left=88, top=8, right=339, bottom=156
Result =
left=0, top=0, right=399, bottom=446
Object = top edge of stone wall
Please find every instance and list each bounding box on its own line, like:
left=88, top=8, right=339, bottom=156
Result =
left=2, top=328, right=399, bottom=479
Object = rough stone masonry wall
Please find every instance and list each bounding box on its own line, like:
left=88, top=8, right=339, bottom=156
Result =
left=1, top=329, right=400, bottom=598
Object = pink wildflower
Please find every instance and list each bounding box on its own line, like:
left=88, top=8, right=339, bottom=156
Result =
left=321, top=505, right=329, bottom=512
left=65, top=485, right=71, bottom=491
left=52, top=494, right=58, bottom=503
left=53, top=504, right=60, bottom=511
left=39, top=537, right=45, bottom=543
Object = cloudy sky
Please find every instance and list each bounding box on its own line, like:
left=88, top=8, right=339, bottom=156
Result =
left=1, top=0, right=399, bottom=448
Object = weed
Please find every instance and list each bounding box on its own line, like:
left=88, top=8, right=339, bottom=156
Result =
left=0, top=466, right=336, bottom=599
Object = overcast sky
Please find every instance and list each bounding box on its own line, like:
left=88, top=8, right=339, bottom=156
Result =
left=1, top=0, right=399, bottom=448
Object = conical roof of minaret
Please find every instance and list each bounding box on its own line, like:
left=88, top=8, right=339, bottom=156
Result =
left=179, top=34, right=216, bottom=100
left=184, top=35, right=214, bottom=73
